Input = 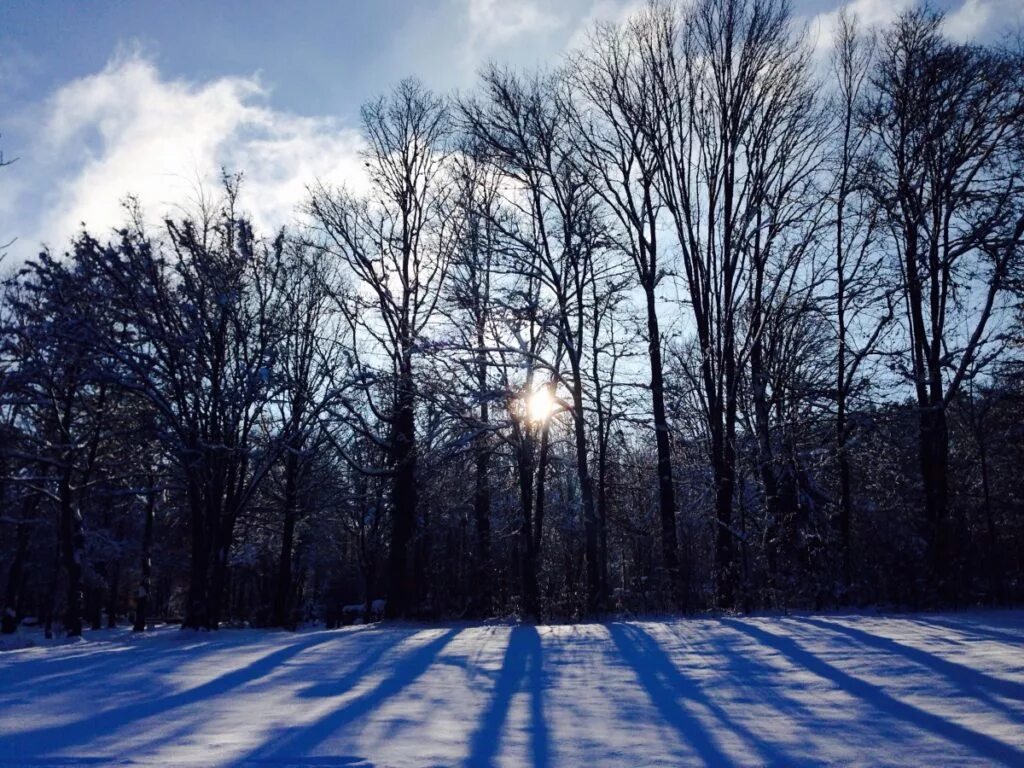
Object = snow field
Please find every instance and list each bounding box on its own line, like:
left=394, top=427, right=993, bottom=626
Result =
left=1, top=611, right=1022, bottom=766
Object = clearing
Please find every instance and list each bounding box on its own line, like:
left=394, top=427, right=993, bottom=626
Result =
left=1, top=611, right=1022, bottom=766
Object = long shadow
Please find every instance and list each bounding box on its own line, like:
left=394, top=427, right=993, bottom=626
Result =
left=608, top=623, right=785, bottom=766
left=300, top=630, right=397, bottom=699
left=798, top=617, right=1024, bottom=715
left=466, top=625, right=549, bottom=768
left=910, top=616, right=1024, bottom=646
left=723, top=619, right=1024, bottom=765
left=0, top=635, right=215, bottom=695
left=671, top=623, right=820, bottom=726
left=1, top=632, right=340, bottom=759
left=237, top=628, right=461, bottom=765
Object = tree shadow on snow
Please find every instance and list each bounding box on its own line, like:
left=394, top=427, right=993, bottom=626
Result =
left=722, top=619, right=1024, bottom=766
left=908, top=615, right=1024, bottom=646
left=234, top=628, right=461, bottom=766
left=608, top=623, right=788, bottom=766
left=466, top=625, right=549, bottom=768
left=0, top=635, right=217, bottom=697
left=0, top=632, right=340, bottom=761
left=796, top=617, right=1024, bottom=716
left=299, top=631, right=397, bottom=699
left=672, top=622, right=821, bottom=728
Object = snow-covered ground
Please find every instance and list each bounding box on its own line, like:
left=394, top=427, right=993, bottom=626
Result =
left=1, top=611, right=1022, bottom=767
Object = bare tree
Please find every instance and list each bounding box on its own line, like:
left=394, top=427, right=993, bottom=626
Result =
left=862, top=9, right=1024, bottom=594
left=827, top=10, right=893, bottom=592
left=270, top=242, right=350, bottom=628
left=308, top=79, right=454, bottom=618
left=462, top=66, right=613, bottom=611
left=568, top=8, right=683, bottom=602
left=79, top=182, right=288, bottom=629
left=648, top=0, right=826, bottom=606
left=439, top=146, right=505, bottom=615
left=4, top=253, right=104, bottom=636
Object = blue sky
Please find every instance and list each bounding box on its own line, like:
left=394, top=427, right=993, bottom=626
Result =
left=1, top=0, right=1019, bottom=261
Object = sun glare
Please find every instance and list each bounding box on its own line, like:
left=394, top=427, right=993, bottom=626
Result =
left=526, top=386, right=555, bottom=423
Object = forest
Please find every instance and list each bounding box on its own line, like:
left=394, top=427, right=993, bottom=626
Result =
left=1, top=0, right=1022, bottom=637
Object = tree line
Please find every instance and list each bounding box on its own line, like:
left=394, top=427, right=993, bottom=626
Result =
left=2, top=0, right=1023, bottom=634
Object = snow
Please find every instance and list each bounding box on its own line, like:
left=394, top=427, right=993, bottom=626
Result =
left=1, top=611, right=1022, bottom=766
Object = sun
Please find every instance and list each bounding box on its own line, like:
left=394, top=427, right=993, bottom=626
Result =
left=526, top=385, right=555, bottom=423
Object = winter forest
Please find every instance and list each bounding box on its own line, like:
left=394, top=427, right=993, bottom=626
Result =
left=3, top=0, right=1024, bottom=764
left=2, top=0, right=1023, bottom=638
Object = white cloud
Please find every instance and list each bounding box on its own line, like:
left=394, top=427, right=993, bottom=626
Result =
left=465, top=0, right=563, bottom=48
left=9, top=49, right=365, bottom=255
left=944, top=0, right=1024, bottom=41
left=455, top=0, right=566, bottom=74
left=808, top=0, right=917, bottom=56
left=945, top=0, right=993, bottom=39
left=564, top=0, right=647, bottom=53
left=808, top=0, right=1023, bottom=55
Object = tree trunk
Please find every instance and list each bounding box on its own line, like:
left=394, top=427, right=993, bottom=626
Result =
left=273, top=448, right=301, bottom=628
left=837, top=408, right=854, bottom=594
left=712, top=402, right=738, bottom=609
left=532, top=422, right=551, bottom=617
left=134, top=475, right=155, bottom=632
left=208, top=515, right=233, bottom=629
left=597, top=435, right=609, bottom=605
left=183, top=468, right=209, bottom=630
left=920, top=404, right=950, bottom=597
left=570, top=373, right=602, bottom=613
left=517, top=432, right=538, bottom=622
left=644, top=284, right=680, bottom=602
left=385, top=378, right=417, bottom=619
left=751, top=341, right=782, bottom=600
left=472, top=303, right=492, bottom=617
left=472, top=444, right=492, bottom=616
left=835, top=188, right=854, bottom=595
left=58, top=464, right=83, bottom=637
